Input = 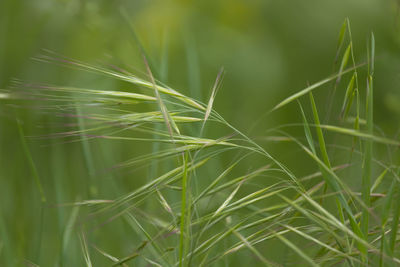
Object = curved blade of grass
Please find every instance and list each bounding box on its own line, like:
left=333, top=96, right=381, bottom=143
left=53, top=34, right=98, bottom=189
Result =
left=272, top=63, right=364, bottom=111
left=314, top=125, right=400, bottom=146
left=309, top=92, right=331, bottom=168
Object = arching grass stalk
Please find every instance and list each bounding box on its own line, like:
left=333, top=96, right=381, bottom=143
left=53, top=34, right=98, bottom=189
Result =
left=4, top=22, right=400, bottom=266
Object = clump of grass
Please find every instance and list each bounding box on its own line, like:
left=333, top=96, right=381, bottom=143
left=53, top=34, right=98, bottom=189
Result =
left=3, top=19, right=400, bottom=266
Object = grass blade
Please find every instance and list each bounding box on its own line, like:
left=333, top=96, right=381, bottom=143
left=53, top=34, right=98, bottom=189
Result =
left=272, top=63, right=364, bottom=111
left=371, top=168, right=388, bottom=193
left=179, top=152, right=189, bottom=267
left=336, top=43, right=352, bottom=85
left=309, top=92, right=331, bottom=168
left=298, top=100, right=316, bottom=154
left=335, top=19, right=348, bottom=62
left=340, top=73, right=356, bottom=119
left=315, top=125, right=400, bottom=146
left=143, top=54, right=178, bottom=138
left=201, top=67, right=224, bottom=133
left=361, top=32, right=374, bottom=245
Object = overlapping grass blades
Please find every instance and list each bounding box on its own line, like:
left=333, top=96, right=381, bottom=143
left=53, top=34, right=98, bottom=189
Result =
left=4, top=20, right=400, bottom=266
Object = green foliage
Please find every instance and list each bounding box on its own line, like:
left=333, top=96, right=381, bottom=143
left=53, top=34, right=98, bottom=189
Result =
left=2, top=2, right=400, bottom=267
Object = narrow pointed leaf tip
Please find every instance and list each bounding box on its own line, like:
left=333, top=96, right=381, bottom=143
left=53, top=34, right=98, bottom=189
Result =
left=142, top=53, right=179, bottom=138
left=336, top=43, right=352, bottom=84
left=297, top=100, right=316, bottom=155
left=369, top=32, right=375, bottom=75
left=340, top=73, right=356, bottom=119
left=336, top=19, right=347, bottom=51
left=202, top=67, right=224, bottom=131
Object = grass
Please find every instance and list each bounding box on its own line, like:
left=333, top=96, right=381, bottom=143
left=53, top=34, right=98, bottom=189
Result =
left=2, top=19, right=400, bottom=266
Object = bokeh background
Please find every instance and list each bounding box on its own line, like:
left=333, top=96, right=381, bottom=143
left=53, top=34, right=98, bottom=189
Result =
left=1, top=0, right=400, bottom=266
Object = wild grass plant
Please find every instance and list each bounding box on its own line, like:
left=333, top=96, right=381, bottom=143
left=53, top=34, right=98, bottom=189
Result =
left=2, top=19, right=400, bottom=266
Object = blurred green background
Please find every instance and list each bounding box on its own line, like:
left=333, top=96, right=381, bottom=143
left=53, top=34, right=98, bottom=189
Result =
left=1, top=0, right=400, bottom=266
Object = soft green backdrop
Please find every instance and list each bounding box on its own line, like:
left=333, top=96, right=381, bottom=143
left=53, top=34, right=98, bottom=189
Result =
left=1, top=0, right=400, bottom=266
